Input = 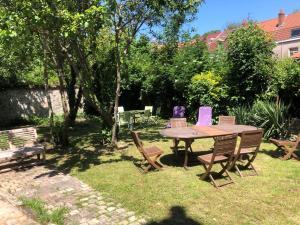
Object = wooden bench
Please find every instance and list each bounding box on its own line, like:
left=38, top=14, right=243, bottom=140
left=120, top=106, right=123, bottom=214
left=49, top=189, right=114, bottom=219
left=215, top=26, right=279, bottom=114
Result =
left=0, top=127, right=45, bottom=169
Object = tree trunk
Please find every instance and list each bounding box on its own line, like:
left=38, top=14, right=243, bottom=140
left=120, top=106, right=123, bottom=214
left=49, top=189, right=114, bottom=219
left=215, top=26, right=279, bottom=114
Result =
left=72, top=41, right=113, bottom=127
left=42, top=47, right=54, bottom=142
left=56, top=60, right=70, bottom=147
left=111, top=29, right=121, bottom=144
left=66, top=66, right=82, bottom=126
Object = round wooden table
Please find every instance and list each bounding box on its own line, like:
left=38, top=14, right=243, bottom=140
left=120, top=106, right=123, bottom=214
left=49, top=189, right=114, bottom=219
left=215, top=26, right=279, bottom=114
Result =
left=159, top=125, right=258, bottom=169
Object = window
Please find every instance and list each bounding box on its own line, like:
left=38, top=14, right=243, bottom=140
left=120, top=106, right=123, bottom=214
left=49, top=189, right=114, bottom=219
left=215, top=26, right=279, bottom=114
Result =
left=289, top=47, right=299, bottom=56
left=291, top=28, right=300, bottom=38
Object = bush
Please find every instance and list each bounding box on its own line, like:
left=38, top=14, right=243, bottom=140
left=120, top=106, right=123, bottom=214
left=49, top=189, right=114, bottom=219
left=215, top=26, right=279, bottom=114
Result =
left=230, top=100, right=291, bottom=139
left=226, top=23, right=275, bottom=105
left=251, top=100, right=290, bottom=139
left=187, top=71, right=228, bottom=120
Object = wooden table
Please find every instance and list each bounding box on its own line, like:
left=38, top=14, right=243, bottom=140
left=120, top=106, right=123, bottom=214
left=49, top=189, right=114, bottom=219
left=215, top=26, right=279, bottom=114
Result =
left=159, top=125, right=258, bottom=169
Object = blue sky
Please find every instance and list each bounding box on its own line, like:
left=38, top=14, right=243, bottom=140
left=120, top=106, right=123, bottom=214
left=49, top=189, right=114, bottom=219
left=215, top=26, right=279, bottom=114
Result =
left=185, top=0, right=300, bottom=35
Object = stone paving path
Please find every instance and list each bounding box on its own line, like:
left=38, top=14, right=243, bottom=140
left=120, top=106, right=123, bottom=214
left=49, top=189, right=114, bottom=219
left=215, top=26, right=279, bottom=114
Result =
left=0, top=197, right=38, bottom=225
left=0, top=166, right=147, bottom=225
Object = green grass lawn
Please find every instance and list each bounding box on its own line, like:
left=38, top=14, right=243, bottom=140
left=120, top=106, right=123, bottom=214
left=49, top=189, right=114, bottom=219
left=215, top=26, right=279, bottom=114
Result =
left=43, top=119, right=300, bottom=225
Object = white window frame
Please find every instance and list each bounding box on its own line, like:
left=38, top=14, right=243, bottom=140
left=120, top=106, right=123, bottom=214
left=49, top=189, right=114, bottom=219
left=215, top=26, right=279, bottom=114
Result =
left=289, top=47, right=299, bottom=56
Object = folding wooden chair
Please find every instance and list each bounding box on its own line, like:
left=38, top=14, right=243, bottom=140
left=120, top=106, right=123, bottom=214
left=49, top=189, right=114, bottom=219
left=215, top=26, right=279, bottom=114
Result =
left=170, top=118, right=190, bottom=154
left=270, top=133, right=300, bottom=160
left=230, top=129, right=263, bottom=177
left=131, top=131, right=164, bottom=173
left=218, top=116, right=236, bottom=125
left=197, top=134, right=237, bottom=188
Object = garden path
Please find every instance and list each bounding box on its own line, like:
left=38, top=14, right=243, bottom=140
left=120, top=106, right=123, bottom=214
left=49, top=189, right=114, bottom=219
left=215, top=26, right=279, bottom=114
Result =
left=0, top=166, right=146, bottom=225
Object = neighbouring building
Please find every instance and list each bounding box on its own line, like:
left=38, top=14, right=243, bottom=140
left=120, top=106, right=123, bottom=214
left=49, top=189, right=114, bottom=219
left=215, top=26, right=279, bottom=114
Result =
left=201, top=10, right=300, bottom=59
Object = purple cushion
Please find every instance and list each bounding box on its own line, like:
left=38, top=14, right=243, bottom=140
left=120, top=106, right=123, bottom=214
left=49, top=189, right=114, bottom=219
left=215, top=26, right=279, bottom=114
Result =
left=173, top=106, right=185, bottom=118
left=196, top=106, right=212, bottom=126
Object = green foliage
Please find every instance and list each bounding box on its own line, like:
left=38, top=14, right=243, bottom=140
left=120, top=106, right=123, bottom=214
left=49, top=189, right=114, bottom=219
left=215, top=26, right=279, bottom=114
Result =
left=20, top=197, right=68, bottom=225
left=124, top=37, right=209, bottom=116
left=187, top=71, right=228, bottom=119
left=251, top=100, right=291, bottom=139
left=226, top=23, right=275, bottom=105
left=229, top=105, right=251, bottom=125
left=230, top=100, right=291, bottom=139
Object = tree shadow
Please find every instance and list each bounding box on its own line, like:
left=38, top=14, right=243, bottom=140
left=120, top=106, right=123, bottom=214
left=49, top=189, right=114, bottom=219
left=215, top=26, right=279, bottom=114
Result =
left=146, top=206, right=202, bottom=225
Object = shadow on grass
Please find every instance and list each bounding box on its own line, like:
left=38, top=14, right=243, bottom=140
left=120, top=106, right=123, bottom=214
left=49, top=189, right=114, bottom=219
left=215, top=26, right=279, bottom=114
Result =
left=160, top=150, right=212, bottom=168
left=32, top=119, right=171, bottom=177
left=146, top=206, right=202, bottom=225
left=259, top=148, right=300, bottom=160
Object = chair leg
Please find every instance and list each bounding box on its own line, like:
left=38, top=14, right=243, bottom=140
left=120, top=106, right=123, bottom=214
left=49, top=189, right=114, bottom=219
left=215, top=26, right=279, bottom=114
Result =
left=219, top=162, right=235, bottom=183
left=201, top=164, right=211, bottom=180
left=235, top=164, right=243, bottom=177
left=143, top=164, right=152, bottom=173
left=149, top=155, right=163, bottom=171
left=239, top=153, right=258, bottom=177
left=281, top=150, right=293, bottom=160
left=292, top=152, right=299, bottom=160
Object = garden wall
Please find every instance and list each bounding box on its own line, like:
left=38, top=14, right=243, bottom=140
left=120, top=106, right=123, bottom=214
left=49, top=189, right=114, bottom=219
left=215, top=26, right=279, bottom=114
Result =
left=0, top=88, right=81, bottom=126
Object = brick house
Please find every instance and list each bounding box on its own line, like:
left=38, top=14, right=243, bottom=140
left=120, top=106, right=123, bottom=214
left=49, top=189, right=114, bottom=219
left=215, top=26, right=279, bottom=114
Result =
left=202, top=10, right=300, bottom=59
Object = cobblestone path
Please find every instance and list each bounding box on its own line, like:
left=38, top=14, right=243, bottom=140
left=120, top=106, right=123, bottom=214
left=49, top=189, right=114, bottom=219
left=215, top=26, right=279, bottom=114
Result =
left=0, top=166, right=146, bottom=225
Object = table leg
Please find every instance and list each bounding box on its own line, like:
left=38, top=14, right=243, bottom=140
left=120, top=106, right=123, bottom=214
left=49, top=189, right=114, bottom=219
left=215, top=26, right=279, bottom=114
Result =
left=184, top=139, right=189, bottom=170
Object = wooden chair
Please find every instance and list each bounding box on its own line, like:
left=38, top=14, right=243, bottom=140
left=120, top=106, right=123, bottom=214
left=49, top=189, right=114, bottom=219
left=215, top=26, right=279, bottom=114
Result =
left=269, top=119, right=300, bottom=160
left=197, top=134, right=238, bottom=188
left=131, top=131, right=164, bottom=173
left=170, top=118, right=187, bottom=128
left=270, top=134, right=300, bottom=160
left=218, top=116, right=236, bottom=125
left=230, top=129, right=263, bottom=177
left=170, top=118, right=189, bottom=154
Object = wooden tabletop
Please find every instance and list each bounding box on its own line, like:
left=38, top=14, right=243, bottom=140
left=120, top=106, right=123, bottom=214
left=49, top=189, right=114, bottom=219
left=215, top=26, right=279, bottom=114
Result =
left=159, top=125, right=258, bottom=139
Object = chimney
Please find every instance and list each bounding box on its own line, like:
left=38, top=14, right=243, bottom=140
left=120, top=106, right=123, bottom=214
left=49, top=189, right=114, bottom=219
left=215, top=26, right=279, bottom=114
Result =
left=277, top=9, right=285, bottom=27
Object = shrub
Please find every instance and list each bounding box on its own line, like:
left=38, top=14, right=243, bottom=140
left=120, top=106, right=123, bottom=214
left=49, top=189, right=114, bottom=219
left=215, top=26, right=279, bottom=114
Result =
left=229, top=105, right=251, bottom=125
left=251, top=100, right=290, bottom=139
left=230, top=100, right=291, bottom=139
left=226, top=22, right=275, bottom=105
left=187, top=71, right=228, bottom=120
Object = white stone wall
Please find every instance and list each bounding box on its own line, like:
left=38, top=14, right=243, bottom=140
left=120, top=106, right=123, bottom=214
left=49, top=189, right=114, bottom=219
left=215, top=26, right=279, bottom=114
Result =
left=273, top=38, right=300, bottom=58
left=0, top=88, right=81, bottom=126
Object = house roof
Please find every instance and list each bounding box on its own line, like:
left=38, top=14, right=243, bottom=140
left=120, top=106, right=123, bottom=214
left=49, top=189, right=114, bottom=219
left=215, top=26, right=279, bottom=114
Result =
left=196, top=10, right=300, bottom=51
left=258, top=11, right=300, bottom=41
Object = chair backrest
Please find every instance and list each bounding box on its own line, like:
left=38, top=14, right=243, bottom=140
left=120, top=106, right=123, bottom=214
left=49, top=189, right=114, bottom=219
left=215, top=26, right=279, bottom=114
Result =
left=213, top=134, right=238, bottom=157
left=131, top=131, right=144, bottom=153
left=118, top=106, right=124, bottom=113
left=172, top=106, right=185, bottom=118
left=156, top=107, right=161, bottom=116
left=237, top=129, right=264, bottom=155
left=118, top=111, right=131, bottom=126
left=144, top=106, right=153, bottom=115
left=218, top=116, right=236, bottom=125
left=0, top=127, right=37, bottom=150
left=196, top=106, right=212, bottom=126
left=170, top=118, right=187, bottom=128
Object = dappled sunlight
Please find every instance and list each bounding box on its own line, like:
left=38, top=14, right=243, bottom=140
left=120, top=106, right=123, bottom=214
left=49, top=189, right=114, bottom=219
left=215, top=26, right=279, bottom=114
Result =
left=39, top=119, right=300, bottom=224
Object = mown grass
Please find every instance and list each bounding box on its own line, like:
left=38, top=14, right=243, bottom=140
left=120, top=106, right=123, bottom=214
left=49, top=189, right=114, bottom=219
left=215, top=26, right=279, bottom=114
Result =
left=43, top=119, right=300, bottom=225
